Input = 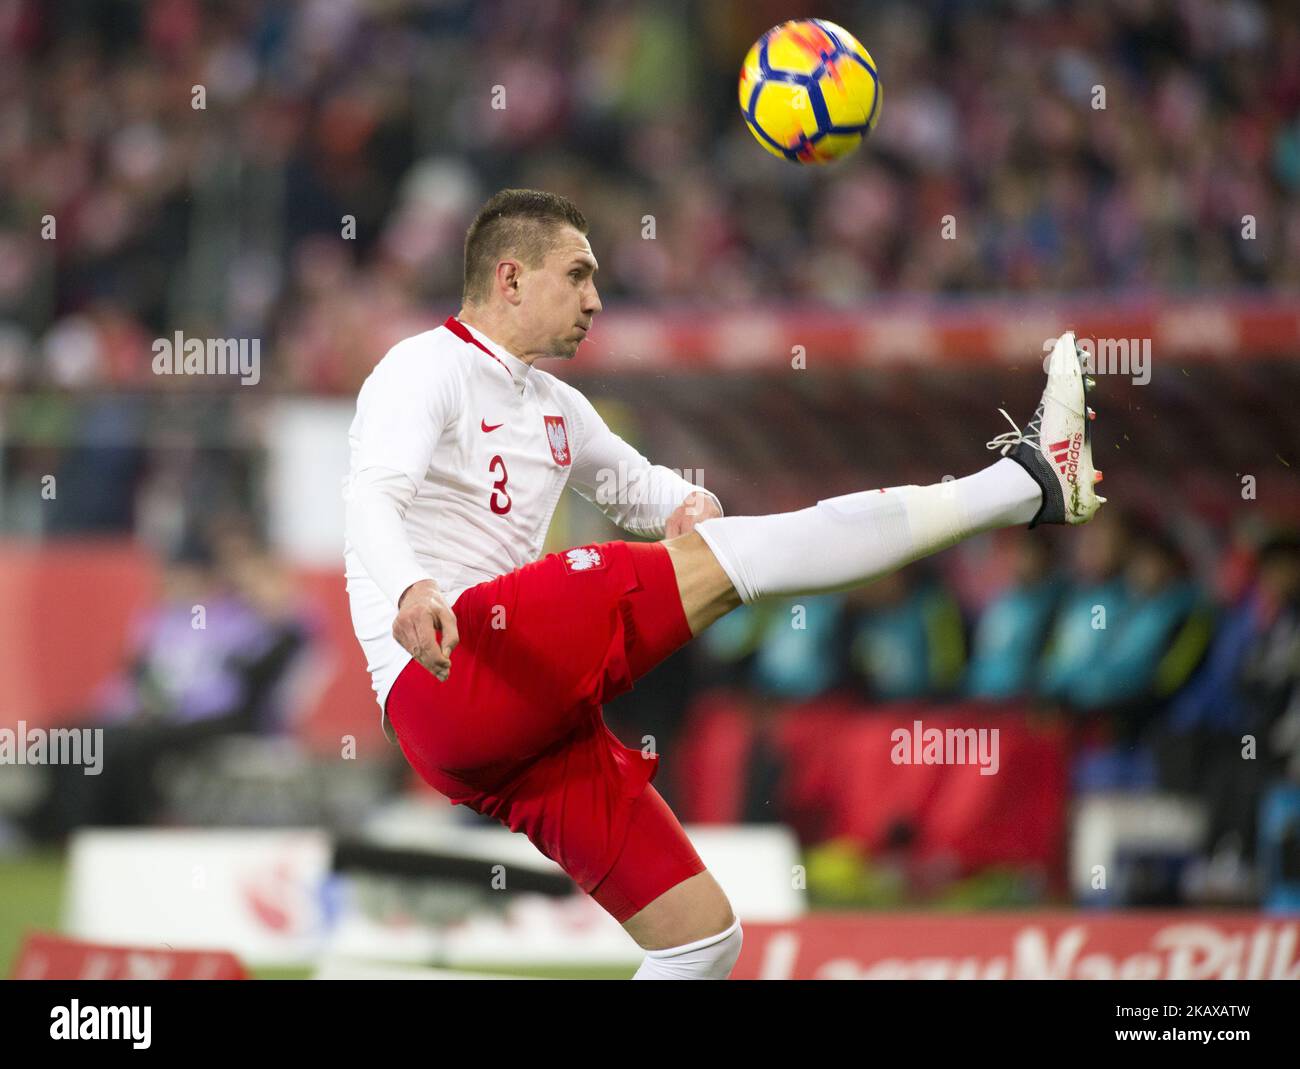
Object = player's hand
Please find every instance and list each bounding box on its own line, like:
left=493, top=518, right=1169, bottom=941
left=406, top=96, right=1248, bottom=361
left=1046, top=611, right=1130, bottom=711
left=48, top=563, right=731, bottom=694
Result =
left=393, top=580, right=459, bottom=682
left=665, top=490, right=722, bottom=538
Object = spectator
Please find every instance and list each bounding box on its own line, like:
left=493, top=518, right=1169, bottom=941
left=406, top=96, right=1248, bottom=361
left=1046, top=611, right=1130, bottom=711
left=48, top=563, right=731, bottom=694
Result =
left=964, top=535, right=1063, bottom=701
left=1158, top=531, right=1300, bottom=866
left=22, top=524, right=315, bottom=840
left=1070, top=521, right=1215, bottom=739
left=846, top=566, right=965, bottom=702
left=1037, top=508, right=1130, bottom=706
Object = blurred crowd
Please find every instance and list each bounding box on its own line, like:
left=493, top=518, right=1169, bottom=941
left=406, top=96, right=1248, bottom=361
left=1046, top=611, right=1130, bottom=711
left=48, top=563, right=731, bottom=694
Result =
left=0, top=0, right=1297, bottom=395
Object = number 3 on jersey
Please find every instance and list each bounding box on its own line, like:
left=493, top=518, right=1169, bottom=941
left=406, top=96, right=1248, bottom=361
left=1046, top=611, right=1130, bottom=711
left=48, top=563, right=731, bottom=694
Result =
left=488, top=454, right=512, bottom=515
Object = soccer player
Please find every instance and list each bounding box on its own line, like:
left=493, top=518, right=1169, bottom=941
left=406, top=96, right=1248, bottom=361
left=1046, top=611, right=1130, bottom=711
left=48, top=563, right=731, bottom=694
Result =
left=343, top=189, right=1105, bottom=980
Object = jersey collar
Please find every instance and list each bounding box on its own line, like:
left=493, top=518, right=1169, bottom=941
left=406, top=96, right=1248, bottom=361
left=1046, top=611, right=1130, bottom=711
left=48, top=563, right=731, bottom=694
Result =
left=443, top=316, right=533, bottom=392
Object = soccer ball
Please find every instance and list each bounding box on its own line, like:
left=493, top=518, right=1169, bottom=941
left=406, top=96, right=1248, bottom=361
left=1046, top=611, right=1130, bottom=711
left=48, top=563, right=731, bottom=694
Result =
left=738, top=19, right=881, bottom=164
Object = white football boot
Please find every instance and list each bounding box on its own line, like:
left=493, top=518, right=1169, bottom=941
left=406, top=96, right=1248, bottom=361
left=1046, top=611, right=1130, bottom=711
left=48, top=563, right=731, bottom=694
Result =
left=986, top=331, right=1106, bottom=527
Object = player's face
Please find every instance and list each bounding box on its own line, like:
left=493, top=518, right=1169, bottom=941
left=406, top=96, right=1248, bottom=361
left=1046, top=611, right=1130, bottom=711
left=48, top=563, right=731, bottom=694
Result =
left=518, top=227, right=602, bottom=359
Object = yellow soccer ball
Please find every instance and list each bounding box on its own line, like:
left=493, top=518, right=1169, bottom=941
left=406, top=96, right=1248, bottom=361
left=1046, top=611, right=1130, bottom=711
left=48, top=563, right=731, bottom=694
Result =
left=738, top=18, right=882, bottom=164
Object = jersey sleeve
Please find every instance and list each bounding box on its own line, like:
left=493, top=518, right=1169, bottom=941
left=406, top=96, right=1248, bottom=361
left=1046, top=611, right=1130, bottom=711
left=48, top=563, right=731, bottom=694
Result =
left=344, top=468, right=437, bottom=608
left=354, top=338, right=463, bottom=486
left=345, top=338, right=463, bottom=606
left=564, top=386, right=723, bottom=538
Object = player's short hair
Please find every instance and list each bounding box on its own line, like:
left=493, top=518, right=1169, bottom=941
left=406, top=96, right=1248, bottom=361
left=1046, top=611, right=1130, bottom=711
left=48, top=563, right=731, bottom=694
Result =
left=463, top=189, right=588, bottom=304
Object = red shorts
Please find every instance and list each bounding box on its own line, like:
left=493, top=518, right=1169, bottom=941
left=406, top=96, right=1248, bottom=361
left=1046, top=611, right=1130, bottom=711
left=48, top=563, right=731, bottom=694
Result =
left=384, top=540, right=706, bottom=923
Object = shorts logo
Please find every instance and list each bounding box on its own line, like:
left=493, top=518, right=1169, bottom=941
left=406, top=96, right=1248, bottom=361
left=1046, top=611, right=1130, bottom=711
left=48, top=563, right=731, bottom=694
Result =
left=544, top=415, right=571, bottom=466
left=563, top=546, right=604, bottom=572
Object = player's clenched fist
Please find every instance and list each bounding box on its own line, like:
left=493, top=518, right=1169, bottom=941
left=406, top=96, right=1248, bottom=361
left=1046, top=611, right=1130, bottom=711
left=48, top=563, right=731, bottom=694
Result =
left=665, top=490, right=722, bottom=539
left=393, top=579, right=459, bottom=682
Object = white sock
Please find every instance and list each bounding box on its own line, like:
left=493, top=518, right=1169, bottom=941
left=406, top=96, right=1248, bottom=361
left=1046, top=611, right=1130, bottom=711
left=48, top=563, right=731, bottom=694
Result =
left=695, top=458, right=1040, bottom=604
left=631, top=918, right=743, bottom=980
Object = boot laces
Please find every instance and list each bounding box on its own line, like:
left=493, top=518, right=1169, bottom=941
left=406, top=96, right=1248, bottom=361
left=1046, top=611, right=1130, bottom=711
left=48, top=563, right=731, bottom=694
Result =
left=986, top=403, right=1044, bottom=455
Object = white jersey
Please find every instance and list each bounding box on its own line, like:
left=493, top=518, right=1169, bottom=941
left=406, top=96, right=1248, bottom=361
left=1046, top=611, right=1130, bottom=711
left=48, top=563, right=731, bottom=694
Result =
left=342, top=315, right=720, bottom=718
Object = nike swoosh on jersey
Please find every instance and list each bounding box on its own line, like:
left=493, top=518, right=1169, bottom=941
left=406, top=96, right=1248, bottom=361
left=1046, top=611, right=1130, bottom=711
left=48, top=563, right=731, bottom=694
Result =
left=481, top=420, right=504, bottom=432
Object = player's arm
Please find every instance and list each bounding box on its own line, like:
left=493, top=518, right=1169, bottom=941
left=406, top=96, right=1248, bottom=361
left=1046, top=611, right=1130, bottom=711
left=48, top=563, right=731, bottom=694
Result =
left=343, top=341, right=461, bottom=681
left=566, top=389, right=723, bottom=538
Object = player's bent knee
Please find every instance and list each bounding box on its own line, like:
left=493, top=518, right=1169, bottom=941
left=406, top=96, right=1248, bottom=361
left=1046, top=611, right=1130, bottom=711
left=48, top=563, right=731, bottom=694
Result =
left=621, top=868, right=734, bottom=951
left=630, top=918, right=743, bottom=980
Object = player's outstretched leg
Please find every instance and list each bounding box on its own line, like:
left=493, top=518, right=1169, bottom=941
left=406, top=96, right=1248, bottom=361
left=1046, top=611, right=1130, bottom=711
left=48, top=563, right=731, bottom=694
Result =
left=620, top=332, right=1102, bottom=975
left=672, top=332, right=1104, bottom=635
